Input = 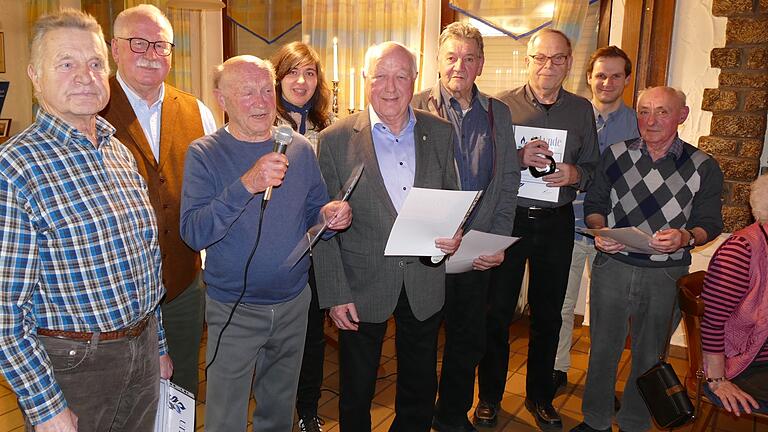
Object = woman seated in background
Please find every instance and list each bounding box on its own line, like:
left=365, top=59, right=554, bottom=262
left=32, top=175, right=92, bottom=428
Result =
left=701, top=173, right=768, bottom=416
left=270, top=41, right=334, bottom=432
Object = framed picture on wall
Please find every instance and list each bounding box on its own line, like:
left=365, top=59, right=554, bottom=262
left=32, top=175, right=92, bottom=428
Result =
left=0, top=119, right=11, bottom=137
left=0, top=33, right=4, bottom=74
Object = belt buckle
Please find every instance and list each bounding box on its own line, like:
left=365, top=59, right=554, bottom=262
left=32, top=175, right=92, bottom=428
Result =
left=527, top=206, right=541, bottom=219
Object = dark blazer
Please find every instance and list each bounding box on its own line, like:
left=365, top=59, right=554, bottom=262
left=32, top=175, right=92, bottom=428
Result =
left=313, top=108, right=457, bottom=322
left=412, top=83, right=520, bottom=236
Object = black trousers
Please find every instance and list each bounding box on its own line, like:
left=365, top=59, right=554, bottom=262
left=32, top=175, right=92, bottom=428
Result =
left=338, top=289, right=441, bottom=432
left=478, top=204, right=574, bottom=405
left=296, top=265, right=326, bottom=417
left=435, top=270, right=491, bottom=425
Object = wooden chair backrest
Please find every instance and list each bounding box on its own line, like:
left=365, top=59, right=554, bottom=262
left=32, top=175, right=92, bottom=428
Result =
left=677, top=270, right=707, bottom=392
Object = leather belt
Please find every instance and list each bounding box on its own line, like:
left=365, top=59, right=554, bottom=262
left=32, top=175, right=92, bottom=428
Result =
left=517, top=204, right=571, bottom=219
left=37, top=314, right=152, bottom=342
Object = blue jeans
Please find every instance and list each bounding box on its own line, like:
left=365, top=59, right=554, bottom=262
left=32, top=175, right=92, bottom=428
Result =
left=582, top=254, right=688, bottom=432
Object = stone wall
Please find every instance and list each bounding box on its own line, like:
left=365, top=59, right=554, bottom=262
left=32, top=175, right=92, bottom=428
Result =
left=699, top=0, right=768, bottom=232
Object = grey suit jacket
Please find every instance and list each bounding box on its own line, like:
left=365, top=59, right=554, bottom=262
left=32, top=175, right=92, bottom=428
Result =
left=412, top=84, right=520, bottom=236
left=313, top=108, right=457, bottom=322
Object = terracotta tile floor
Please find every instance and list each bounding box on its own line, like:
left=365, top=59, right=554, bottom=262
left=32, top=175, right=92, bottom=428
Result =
left=1, top=317, right=766, bottom=432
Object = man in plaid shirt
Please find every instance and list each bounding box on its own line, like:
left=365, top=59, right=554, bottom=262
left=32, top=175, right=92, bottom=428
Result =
left=0, top=10, right=170, bottom=432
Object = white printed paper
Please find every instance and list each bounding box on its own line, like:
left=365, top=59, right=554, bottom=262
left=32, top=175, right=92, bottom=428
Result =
left=384, top=188, right=480, bottom=257
left=154, top=379, right=195, bottom=432
left=515, top=125, right=567, bottom=203
left=582, top=227, right=656, bottom=254
left=445, top=230, right=519, bottom=274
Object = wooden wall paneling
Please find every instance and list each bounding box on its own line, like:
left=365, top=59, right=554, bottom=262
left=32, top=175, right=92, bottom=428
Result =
left=597, top=0, right=613, bottom=49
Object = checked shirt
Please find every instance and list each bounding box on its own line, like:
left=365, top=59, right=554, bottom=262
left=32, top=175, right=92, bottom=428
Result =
left=0, top=110, right=167, bottom=424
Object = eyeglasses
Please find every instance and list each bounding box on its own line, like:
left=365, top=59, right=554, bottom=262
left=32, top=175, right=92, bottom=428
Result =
left=117, top=37, right=174, bottom=56
left=528, top=54, right=569, bottom=66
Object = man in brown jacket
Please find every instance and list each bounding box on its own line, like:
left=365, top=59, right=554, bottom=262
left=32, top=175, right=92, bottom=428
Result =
left=100, top=4, right=216, bottom=397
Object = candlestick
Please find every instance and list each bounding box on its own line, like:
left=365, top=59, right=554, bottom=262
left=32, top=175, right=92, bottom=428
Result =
left=331, top=80, right=339, bottom=114
left=332, top=37, right=339, bottom=82
left=359, top=69, right=365, bottom=111
left=349, top=68, right=355, bottom=111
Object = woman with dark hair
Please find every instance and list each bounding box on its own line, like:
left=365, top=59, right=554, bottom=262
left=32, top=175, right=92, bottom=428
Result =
left=271, top=41, right=333, bottom=432
left=273, top=41, right=333, bottom=153
left=701, top=173, right=768, bottom=416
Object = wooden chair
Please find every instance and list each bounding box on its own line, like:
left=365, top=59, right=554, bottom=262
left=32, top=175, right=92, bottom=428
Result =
left=677, top=271, right=768, bottom=432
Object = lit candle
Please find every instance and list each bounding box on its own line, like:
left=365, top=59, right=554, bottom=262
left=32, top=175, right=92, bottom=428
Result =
left=359, top=69, right=365, bottom=111
left=349, top=68, right=355, bottom=111
left=332, top=37, right=339, bottom=82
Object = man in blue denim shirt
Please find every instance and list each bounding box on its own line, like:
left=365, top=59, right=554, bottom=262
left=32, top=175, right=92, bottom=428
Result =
left=553, top=46, right=639, bottom=393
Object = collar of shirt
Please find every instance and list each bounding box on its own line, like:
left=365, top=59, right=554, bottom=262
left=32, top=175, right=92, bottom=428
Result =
left=436, top=83, right=489, bottom=113
left=368, top=105, right=417, bottom=136
left=36, top=108, right=116, bottom=149
left=593, top=102, right=639, bottom=153
left=628, top=135, right=684, bottom=160
left=523, top=83, right=565, bottom=109
left=116, top=72, right=165, bottom=160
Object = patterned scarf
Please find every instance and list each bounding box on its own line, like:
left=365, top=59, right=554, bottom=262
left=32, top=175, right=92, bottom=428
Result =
left=281, top=96, right=314, bottom=135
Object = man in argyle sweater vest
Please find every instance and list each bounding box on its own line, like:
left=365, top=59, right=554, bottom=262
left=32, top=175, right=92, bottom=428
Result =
left=572, top=87, right=724, bottom=432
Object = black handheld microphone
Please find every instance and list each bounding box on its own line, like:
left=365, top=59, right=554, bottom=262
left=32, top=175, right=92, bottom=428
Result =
left=263, top=125, right=293, bottom=203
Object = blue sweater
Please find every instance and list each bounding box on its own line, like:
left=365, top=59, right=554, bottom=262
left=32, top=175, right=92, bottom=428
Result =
left=180, top=127, right=329, bottom=304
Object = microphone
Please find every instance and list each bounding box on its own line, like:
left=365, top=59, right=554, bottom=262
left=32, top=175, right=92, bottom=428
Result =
left=263, top=125, right=293, bottom=203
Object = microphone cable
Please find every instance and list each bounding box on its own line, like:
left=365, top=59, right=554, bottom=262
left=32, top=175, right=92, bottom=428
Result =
left=204, top=198, right=269, bottom=377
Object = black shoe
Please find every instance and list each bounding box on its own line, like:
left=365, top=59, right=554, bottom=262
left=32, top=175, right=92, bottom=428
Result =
left=524, top=399, right=562, bottom=431
left=553, top=370, right=568, bottom=393
left=569, top=422, right=611, bottom=432
left=472, top=400, right=498, bottom=428
left=432, top=416, right=478, bottom=432
left=298, top=415, right=324, bottom=432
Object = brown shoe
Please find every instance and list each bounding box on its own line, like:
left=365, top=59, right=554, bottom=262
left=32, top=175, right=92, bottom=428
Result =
left=473, top=400, right=498, bottom=428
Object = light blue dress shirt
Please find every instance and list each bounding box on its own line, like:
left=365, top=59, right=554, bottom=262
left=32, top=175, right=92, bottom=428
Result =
left=369, top=107, right=417, bottom=213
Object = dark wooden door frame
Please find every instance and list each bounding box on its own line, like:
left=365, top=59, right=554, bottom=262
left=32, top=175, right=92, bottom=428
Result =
left=621, top=0, right=677, bottom=107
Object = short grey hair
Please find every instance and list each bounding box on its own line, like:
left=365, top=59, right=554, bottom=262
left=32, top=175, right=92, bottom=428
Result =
left=438, top=22, right=484, bottom=58
left=750, top=173, right=768, bottom=223
left=637, top=86, right=687, bottom=107
left=114, top=4, right=174, bottom=42
left=213, top=55, right=276, bottom=90
left=30, top=9, right=109, bottom=75
left=527, top=28, right=572, bottom=55
left=363, top=41, right=418, bottom=79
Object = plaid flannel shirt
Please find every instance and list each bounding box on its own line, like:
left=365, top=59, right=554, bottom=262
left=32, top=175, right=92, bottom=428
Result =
left=0, top=110, right=167, bottom=424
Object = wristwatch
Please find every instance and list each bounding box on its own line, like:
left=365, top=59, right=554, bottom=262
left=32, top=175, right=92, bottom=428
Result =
left=686, top=229, right=696, bottom=247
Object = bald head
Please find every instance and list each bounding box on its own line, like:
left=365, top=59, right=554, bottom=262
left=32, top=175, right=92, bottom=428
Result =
left=636, top=86, right=690, bottom=153
left=213, top=55, right=277, bottom=142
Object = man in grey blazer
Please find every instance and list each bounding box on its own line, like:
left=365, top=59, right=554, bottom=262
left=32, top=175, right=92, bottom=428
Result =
left=314, top=41, right=461, bottom=431
left=411, top=22, right=520, bottom=432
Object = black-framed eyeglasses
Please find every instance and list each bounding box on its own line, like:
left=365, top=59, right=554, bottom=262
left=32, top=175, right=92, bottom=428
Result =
left=117, top=37, right=174, bottom=56
left=528, top=54, right=569, bottom=66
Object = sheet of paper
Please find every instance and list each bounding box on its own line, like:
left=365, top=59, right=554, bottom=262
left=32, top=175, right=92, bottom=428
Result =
left=154, top=379, right=195, bottom=432
left=515, top=125, right=567, bottom=203
left=445, top=230, right=519, bottom=274
left=384, top=187, right=480, bottom=256
left=582, top=226, right=656, bottom=254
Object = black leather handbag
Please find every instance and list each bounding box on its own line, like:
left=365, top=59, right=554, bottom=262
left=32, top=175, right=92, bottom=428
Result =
left=636, top=293, right=696, bottom=429
left=637, top=360, right=695, bottom=428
